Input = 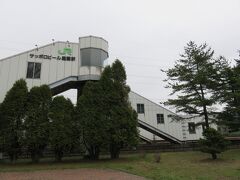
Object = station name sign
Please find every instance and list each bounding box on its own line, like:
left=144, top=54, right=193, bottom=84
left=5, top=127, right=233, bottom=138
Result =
left=29, top=48, right=76, bottom=61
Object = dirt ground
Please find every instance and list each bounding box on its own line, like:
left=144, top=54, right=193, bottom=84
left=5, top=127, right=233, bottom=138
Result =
left=0, top=168, right=146, bottom=180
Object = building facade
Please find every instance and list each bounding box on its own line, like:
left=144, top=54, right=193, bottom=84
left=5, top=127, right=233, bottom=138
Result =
left=0, top=36, right=108, bottom=101
left=130, top=91, right=216, bottom=142
left=0, top=36, right=212, bottom=143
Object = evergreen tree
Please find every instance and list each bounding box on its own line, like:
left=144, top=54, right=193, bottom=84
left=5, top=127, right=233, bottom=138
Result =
left=199, top=128, right=229, bottom=159
left=76, top=81, right=108, bottom=160
left=24, top=85, right=52, bottom=163
left=108, top=104, right=138, bottom=159
left=49, top=96, right=74, bottom=161
left=218, top=59, right=240, bottom=132
left=76, top=60, right=139, bottom=159
left=0, top=103, right=3, bottom=152
left=106, top=60, right=138, bottom=159
left=0, top=79, right=28, bottom=162
left=163, top=41, right=227, bottom=128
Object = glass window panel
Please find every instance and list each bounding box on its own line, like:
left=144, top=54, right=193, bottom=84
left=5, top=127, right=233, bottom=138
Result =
left=26, top=62, right=34, bottom=78
left=81, top=49, right=91, bottom=66
left=141, top=104, right=144, bottom=113
left=157, top=114, right=164, bottom=124
left=34, top=63, right=41, bottom=79
left=101, top=50, right=108, bottom=65
left=81, top=48, right=108, bottom=67
left=188, top=122, right=196, bottom=134
left=90, top=49, right=101, bottom=66
left=137, top=104, right=144, bottom=114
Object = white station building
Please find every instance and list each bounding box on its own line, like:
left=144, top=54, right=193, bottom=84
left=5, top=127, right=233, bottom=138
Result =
left=0, top=36, right=210, bottom=144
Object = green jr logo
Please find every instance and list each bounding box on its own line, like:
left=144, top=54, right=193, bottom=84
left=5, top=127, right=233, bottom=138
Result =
left=58, top=48, right=72, bottom=56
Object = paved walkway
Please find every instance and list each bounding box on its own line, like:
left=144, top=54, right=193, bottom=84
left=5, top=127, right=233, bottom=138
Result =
left=0, top=168, right=146, bottom=180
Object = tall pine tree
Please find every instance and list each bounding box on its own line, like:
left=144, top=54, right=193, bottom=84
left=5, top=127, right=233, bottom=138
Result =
left=164, top=41, right=227, bottom=128
left=218, top=57, right=240, bottom=132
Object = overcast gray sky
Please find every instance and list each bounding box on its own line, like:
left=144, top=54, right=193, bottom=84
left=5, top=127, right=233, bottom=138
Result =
left=0, top=0, right=240, bottom=107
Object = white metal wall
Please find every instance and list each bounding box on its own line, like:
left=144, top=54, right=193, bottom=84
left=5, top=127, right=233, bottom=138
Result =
left=0, top=42, right=79, bottom=102
left=0, top=36, right=108, bottom=103
left=129, top=91, right=215, bottom=141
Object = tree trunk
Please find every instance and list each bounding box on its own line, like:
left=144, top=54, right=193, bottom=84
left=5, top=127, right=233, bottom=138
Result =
left=55, top=150, right=63, bottom=162
left=32, top=155, right=39, bottom=163
left=203, top=105, right=209, bottom=128
left=199, top=83, right=209, bottom=128
left=110, top=144, right=120, bottom=159
left=197, top=64, right=210, bottom=128
left=9, top=153, right=17, bottom=163
left=9, top=134, right=20, bottom=163
left=211, top=153, right=217, bottom=160
left=88, top=146, right=100, bottom=160
left=31, top=151, right=40, bottom=163
left=93, top=146, right=100, bottom=160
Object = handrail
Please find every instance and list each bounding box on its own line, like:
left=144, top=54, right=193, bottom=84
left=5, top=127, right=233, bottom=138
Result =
left=139, top=135, right=152, bottom=143
left=138, top=119, right=182, bottom=144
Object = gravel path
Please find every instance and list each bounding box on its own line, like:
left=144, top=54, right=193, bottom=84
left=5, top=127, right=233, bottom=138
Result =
left=0, top=168, right=146, bottom=180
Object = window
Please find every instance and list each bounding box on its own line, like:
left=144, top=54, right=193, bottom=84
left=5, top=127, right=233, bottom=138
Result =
left=26, top=62, right=34, bottom=78
left=137, top=104, right=144, bottom=114
left=81, top=48, right=108, bottom=67
left=34, top=63, right=41, bottom=78
left=26, top=62, right=41, bottom=79
left=157, top=114, right=164, bottom=124
left=188, top=122, right=196, bottom=134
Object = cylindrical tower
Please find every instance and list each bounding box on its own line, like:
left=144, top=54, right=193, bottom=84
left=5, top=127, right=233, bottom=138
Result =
left=77, top=36, right=109, bottom=97
left=78, top=36, right=108, bottom=81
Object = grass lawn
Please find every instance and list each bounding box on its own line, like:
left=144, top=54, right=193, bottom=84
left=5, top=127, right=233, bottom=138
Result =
left=0, top=150, right=240, bottom=180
